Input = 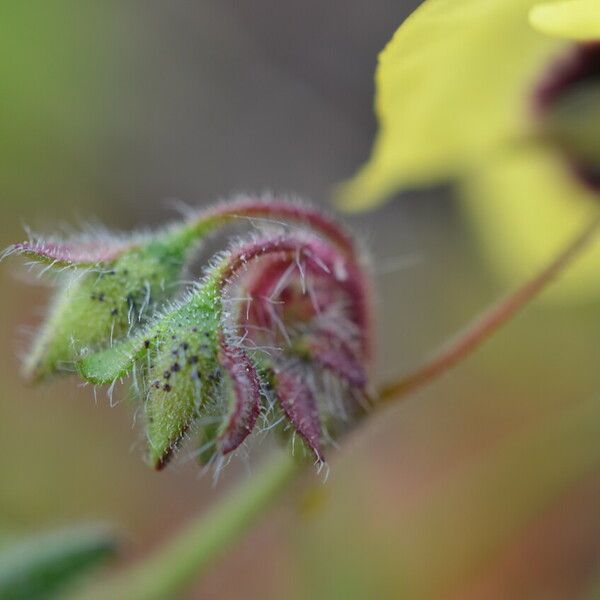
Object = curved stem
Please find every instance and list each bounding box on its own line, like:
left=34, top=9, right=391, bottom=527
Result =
left=74, top=452, right=302, bottom=600
left=375, top=215, right=600, bottom=406
left=74, top=215, right=600, bottom=600
left=175, top=196, right=357, bottom=259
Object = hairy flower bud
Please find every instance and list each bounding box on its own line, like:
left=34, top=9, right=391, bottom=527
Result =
left=8, top=197, right=373, bottom=470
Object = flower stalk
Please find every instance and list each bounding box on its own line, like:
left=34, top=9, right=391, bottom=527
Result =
left=376, top=214, right=600, bottom=405
left=72, top=451, right=301, bottom=600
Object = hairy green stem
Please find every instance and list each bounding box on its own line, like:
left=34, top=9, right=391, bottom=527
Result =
left=74, top=452, right=302, bottom=600
left=75, top=215, right=600, bottom=600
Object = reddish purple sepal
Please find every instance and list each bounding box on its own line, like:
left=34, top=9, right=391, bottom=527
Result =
left=307, top=331, right=366, bottom=388
left=9, top=238, right=132, bottom=266
left=217, top=337, right=262, bottom=454
left=275, top=369, right=323, bottom=460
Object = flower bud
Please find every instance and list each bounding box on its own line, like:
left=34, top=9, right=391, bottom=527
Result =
left=9, top=198, right=374, bottom=471
left=79, top=226, right=373, bottom=470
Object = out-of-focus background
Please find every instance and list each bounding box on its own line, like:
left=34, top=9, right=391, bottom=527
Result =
left=1, top=2, right=600, bottom=598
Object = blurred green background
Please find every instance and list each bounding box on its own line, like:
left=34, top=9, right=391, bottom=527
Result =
left=1, top=2, right=600, bottom=598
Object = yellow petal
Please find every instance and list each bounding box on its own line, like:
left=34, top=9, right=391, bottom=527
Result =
left=336, top=0, right=564, bottom=211
left=461, top=146, right=600, bottom=302
left=530, top=0, right=600, bottom=41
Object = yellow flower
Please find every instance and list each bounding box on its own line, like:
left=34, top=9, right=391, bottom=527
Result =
left=530, top=0, right=600, bottom=41
left=337, top=0, right=600, bottom=301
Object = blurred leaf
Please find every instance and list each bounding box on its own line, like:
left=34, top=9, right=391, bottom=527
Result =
left=0, top=524, right=117, bottom=600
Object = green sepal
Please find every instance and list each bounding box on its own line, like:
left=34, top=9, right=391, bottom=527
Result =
left=144, top=277, right=223, bottom=469
left=77, top=335, right=147, bottom=384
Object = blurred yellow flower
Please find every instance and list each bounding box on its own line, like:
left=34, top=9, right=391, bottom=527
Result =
left=337, top=0, right=600, bottom=301
left=530, top=0, right=600, bottom=40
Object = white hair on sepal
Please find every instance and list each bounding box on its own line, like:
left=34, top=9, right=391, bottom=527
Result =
left=211, top=453, right=234, bottom=487
left=106, top=379, right=118, bottom=408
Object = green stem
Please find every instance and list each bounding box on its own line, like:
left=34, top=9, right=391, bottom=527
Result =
left=74, top=452, right=302, bottom=600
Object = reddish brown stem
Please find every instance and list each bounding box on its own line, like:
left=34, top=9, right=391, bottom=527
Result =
left=376, top=216, right=600, bottom=406
left=186, top=196, right=358, bottom=258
